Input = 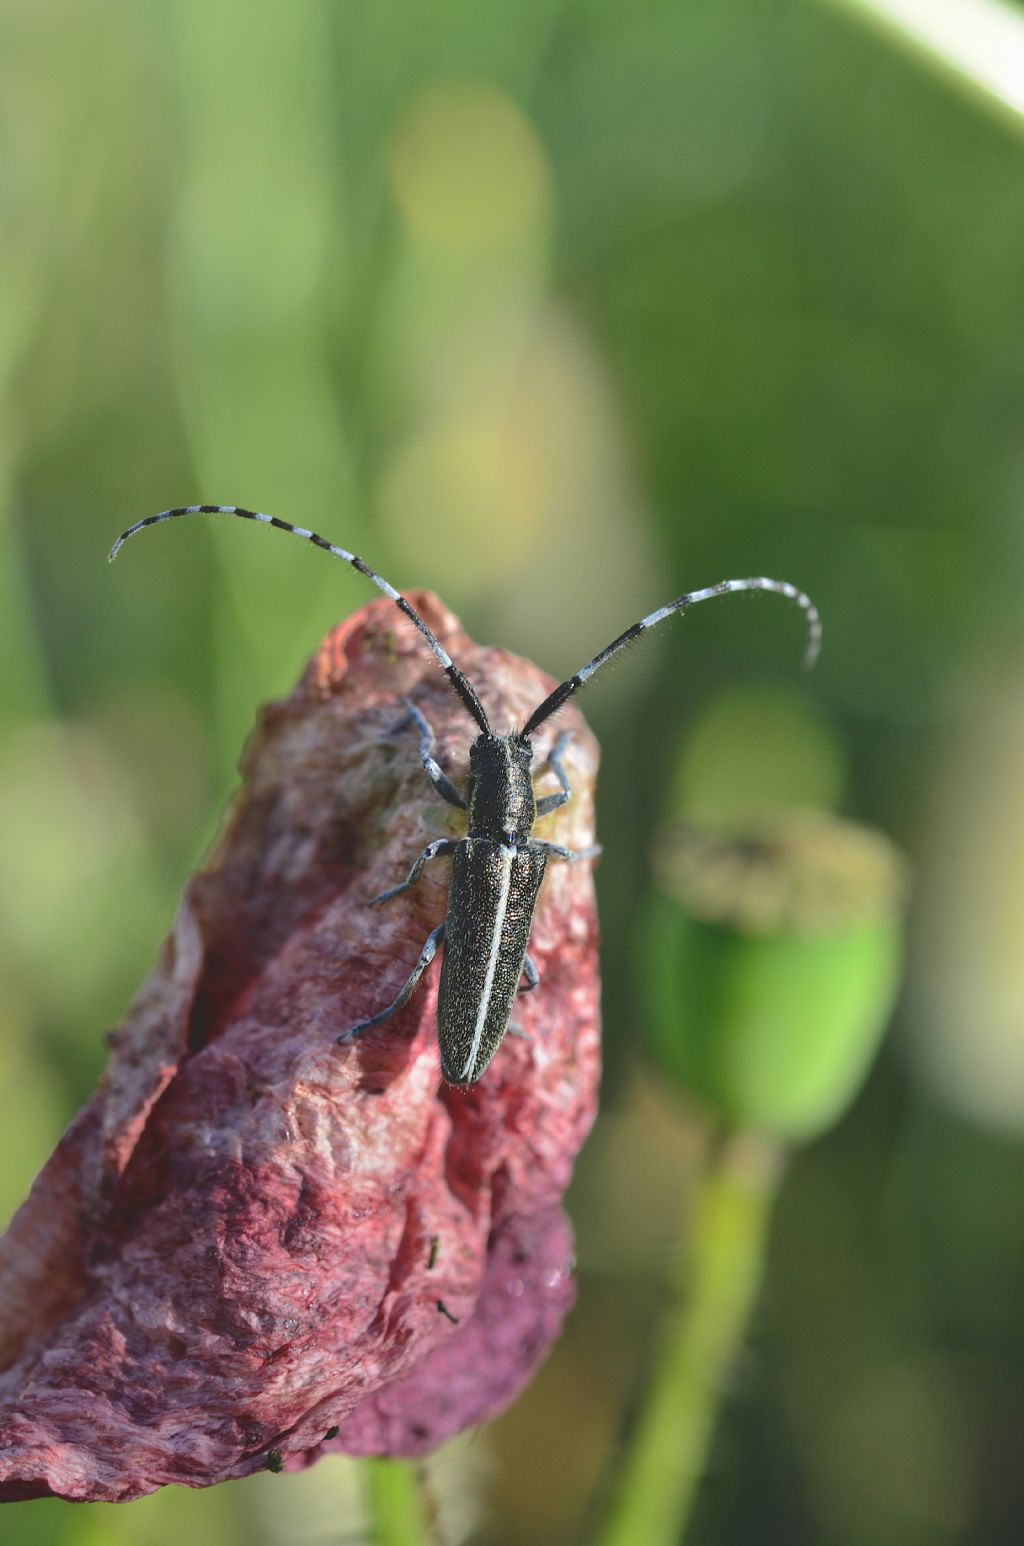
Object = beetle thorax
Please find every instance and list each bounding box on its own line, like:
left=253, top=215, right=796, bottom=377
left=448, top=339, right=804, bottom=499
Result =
left=466, top=733, right=536, bottom=844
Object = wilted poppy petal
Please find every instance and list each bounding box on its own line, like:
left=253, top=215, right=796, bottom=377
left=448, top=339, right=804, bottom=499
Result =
left=0, top=594, right=600, bottom=1503
left=300, top=1205, right=577, bottom=1463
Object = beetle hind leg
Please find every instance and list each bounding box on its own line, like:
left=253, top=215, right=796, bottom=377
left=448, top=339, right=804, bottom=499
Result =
left=505, top=956, right=540, bottom=1042
left=519, top=953, right=540, bottom=993
left=338, top=922, right=445, bottom=1042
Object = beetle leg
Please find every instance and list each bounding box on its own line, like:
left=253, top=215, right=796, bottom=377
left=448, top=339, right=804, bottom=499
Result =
left=339, top=923, right=446, bottom=1041
left=502, top=957, right=541, bottom=1043
left=529, top=839, right=602, bottom=863
left=405, top=700, right=466, bottom=809
left=534, top=730, right=572, bottom=817
left=370, top=838, right=459, bottom=906
left=519, top=953, right=540, bottom=993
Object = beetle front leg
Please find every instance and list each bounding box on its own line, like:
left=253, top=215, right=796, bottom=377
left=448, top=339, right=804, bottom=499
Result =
left=405, top=700, right=466, bottom=810
left=370, top=838, right=459, bottom=906
left=339, top=922, right=445, bottom=1041
left=535, top=730, right=572, bottom=817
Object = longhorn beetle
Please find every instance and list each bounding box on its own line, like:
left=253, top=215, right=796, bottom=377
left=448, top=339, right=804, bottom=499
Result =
left=109, top=505, right=821, bottom=1085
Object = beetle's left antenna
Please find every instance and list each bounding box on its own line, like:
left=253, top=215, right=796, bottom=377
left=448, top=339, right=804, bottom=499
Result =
left=522, top=575, right=821, bottom=736
left=109, top=505, right=492, bottom=734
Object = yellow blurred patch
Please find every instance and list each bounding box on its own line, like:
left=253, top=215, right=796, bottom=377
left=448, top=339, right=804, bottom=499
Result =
left=379, top=413, right=546, bottom=589
left=388, top=82, right=551, bottom=250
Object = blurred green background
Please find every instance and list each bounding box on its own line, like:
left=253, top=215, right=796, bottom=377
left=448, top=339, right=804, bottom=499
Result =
left=3, top=1, right=1024, bottom=1542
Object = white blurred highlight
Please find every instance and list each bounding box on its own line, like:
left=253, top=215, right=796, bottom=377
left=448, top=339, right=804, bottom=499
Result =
left=829, top=0, right=1024, bottom=126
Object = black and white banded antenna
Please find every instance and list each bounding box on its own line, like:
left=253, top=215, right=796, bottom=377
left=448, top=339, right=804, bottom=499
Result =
left=522, top=576, right=821, bottom=737
left=108, top=504, right=493, bottom=734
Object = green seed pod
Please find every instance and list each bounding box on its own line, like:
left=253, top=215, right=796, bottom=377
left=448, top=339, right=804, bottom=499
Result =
left=642, top=817, right=907, bottom=1141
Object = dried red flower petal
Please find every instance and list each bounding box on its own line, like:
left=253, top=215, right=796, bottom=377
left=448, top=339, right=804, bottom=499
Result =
left=0, top=594, right=600, bottom=1503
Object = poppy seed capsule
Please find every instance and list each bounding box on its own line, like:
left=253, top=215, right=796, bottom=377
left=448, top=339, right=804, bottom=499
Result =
left=0, top=595, right=600, bottom=1502
left=642, top=816, right=907, bottom=1141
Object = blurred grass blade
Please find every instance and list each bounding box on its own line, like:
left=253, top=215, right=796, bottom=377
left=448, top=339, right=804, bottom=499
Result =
left=598, top=1136, right=781, bottom=1546
left=814, top=0, right=1024, bottom=136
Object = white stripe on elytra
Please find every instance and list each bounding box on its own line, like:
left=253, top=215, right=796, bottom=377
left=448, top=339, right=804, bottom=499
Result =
left=461, top=846, right=514, bottom=1082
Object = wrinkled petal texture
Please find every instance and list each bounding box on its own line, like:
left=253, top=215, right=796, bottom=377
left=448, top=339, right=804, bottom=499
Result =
left=0, top=595, right=600, bottom=1502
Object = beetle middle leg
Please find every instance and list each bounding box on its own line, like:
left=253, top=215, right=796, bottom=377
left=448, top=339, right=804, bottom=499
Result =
left=370, top=838, right=459, bottom=906
left=339, top=922, right=446, bottom=1041
left=529, top=839, right=602, bottom=863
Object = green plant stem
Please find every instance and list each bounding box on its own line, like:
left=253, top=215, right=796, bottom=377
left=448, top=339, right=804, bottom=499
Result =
left=598, top=1131, right=783, bottom=1546
left=364, top=1458, right=430, bottom=1546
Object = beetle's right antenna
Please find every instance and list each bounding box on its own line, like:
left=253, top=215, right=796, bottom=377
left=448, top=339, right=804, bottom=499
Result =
left=109, top=505, right=493, bottom=735
left=522, top=575, right=821, bottom=736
